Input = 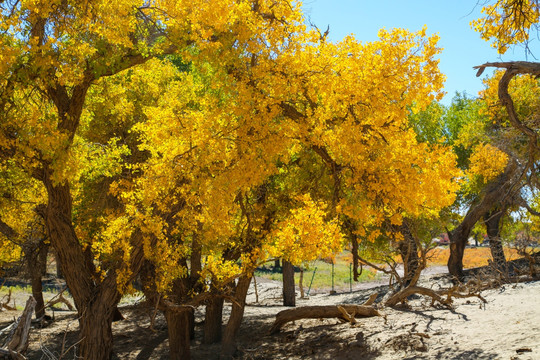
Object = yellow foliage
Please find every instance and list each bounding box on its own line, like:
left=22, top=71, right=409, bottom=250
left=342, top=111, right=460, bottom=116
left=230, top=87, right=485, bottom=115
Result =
left=265, top=195, right=344, bottom=265
left=467, top=143, right=509, bottom=183
left=472, top=0, right=540, bottom=53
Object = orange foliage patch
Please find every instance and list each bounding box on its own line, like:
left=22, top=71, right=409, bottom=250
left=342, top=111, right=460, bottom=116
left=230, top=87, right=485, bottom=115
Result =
left=427, top=247, right=520, bottom=268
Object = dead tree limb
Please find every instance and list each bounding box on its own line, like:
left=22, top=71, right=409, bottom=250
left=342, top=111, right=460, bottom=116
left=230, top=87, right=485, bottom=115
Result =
left=384, top=285, right=487, bottom=307
left=362, top=292, right=378, bottom=306
left=1, top=289, right=16, bottom=311
left=45, top=292, right=74, bottom=311
left=270, top=305, right=380, bottom=334
left=0, top=296, right=37, bottom=360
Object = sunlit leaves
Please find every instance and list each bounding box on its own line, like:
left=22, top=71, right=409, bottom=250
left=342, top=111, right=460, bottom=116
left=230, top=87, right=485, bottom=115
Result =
left=472, top=0, right=540, bottom=54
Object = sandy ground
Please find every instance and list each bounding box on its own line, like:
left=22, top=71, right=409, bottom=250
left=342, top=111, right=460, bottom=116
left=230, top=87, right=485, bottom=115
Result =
left=0, top=268, right=539, bottom=359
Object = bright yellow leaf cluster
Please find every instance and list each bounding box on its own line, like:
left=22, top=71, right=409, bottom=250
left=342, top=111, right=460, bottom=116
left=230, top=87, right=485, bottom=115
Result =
left=467, top=143, right=509, bottom=183
left=472, top=0, right=540, bottom=53
left=265, top=195, right=344, bottom=265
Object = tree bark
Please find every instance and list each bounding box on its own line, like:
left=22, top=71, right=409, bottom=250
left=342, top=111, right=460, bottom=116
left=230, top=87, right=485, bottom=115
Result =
left=165, top=306, right=193, bottom=360
left=448, top=161, right=519, bottom=278
left=26, top=239, right=48, bottom=320
left=270, top=305, right=380, bottom=334
left=484, top=208, right=508, bottom=273
left=398, top=220, right=419, bottom=287
left=351, top=234, right=360, bottom=281
left=282, top=260, right=295, bottom=306
left=203, top=296, right=224, bottom=344
left=298, top=268, right=305, bottom=299
left=221, top=275, right=252, bottom=359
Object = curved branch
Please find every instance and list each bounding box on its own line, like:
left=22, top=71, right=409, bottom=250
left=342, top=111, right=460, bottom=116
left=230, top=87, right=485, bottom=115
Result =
left=473, top=61, right=540, bottom=152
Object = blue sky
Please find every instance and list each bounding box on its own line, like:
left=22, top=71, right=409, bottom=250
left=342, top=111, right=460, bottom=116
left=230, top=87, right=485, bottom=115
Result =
left=303, top=0, right=539, bottom=104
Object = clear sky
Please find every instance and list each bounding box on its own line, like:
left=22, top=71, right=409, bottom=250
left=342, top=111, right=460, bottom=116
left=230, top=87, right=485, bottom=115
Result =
left=303, top=0, right=539, bottom=105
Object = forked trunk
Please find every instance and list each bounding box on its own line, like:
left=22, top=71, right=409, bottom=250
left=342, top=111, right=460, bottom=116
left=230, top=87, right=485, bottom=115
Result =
left=221, top=275, right=252, bottom=359
left=43, top=180, right=126, bottom=360
left=447, top=162, right=519, bottom=278
left=203, top=296, right=224, bottom=344
left=282, top=260, right=295, bottom=306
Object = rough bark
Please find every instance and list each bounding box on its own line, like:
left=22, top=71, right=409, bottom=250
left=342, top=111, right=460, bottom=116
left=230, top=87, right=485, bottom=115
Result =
left=270, top=305, right=380, bottom=334
left=484, top=208, right=508, bottom=273
left=282, top=260, right=295, bottom=306
left=398, top=221, right=419, bottom=287
left=165, top=306, right=193, bottom=360
left=5, top=296, right=36, bottom=359
left=385, top=284, right=487, bottom=307
left=25, top=239, right=48, bottom=320
left=203, top=296, right=224, bottom=344
left=448, top=161, right=519, bottom=278
left=221, top=275, right=252, bottom=359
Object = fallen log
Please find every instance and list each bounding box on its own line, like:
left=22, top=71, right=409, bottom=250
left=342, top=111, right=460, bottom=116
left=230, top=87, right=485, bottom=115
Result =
left=270, top=305, right=380, bottom=334
left=384, top=285, right=487, bottom=307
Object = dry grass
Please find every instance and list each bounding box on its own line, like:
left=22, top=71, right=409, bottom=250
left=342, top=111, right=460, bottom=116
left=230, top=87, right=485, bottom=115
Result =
left=427, top=246, right=521, bottom=268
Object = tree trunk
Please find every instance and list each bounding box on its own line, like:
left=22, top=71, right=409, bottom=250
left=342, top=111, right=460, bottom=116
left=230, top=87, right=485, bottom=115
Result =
left=25, top=239, right=48, bottom=320
left=448, top=229, right=468, bottom=279
left=78, top=306, right=115, bottom=360
left=343, top=217, right=360, bottom=281
left=484, top=209, right=508, bottom=273
left=282, top=260, right=295, bottom=306
left=398, top=221, right=419, bottom=287
left=298, top=268, right=304, bottom=299
left=165, top=306, right=193, bottom=360
left=221, top=275, right=252, bottom=359
left=30, top=273, right=45, bottom=320
left=42, top=179, right=137, bottom=360
left=351, top=234, right=360, bottom=281
left=447, top=162, right=519, bottom=278
left=55, top=250, right=63, bottom=279
left=203, top=296, right=224, bottom=344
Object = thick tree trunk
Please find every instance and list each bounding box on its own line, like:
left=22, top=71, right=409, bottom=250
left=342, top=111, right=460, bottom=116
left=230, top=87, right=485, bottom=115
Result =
left=398, top=221, right=419, bottom=287
left=203, top=296, right=224, bottom=344
left=30, top=273, right=45, bottom=320
left=282, top=260, right=295, bottom=306
left=448, top=162, right=519, bottom=278
left=42, top=179, right=138, bottom=360
left=78, top=308, right=115, bottom=360
left=484, top=209, right=508, bottom=273
left=165, top=306, right=193, bottom=360
left=25, top=238, right=48, bottom=320
left=221, top=275, right=252, bottom=359
left=54, top=250, right=63, bottom=279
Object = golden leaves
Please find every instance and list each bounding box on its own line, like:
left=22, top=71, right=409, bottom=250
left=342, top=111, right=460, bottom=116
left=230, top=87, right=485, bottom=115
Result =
left=471, top=0, right=540, bottom=54
left=467, top=143, right=509, bottom=183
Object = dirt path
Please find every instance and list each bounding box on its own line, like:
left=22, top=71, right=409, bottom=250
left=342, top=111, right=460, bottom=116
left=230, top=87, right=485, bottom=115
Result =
left=0, top=268, right=538, bottom=359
